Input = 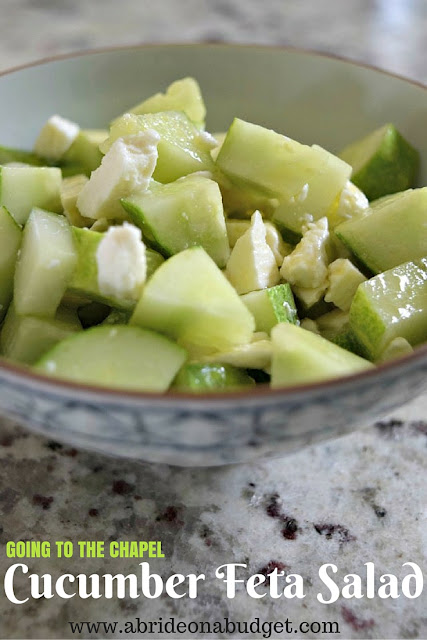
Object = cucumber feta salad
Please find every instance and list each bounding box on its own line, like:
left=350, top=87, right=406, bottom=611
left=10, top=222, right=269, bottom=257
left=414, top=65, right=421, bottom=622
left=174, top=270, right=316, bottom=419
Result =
left=0, top=77, right=424, bottom=392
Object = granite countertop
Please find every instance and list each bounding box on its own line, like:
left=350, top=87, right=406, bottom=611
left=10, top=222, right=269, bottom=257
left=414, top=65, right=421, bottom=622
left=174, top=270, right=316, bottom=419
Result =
left=0, top=1, right=427, bottom=638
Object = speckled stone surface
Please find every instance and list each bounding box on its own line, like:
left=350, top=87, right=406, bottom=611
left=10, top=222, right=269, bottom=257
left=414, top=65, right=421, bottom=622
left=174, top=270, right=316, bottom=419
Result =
left=1, top=0, right=427, bottom=84
left=0, top=2, right=426, bottom=638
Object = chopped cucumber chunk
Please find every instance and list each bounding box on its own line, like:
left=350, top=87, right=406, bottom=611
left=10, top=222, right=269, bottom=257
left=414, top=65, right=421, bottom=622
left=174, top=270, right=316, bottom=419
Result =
left=1, top=304, right=81, bottom=364
left=300, top=318, right=320, bottom=334
left=377, top=337, right=413, bottom=363
left=89, top=218, right=113, bottom=233
left=200, top=337, right=272, bottom=371
left=173, top=362, right=254, bottom=392
left=60, top=174, right=92, bottom=227
left=0, top=206, right=22, bottom=322
left=122, top=174, right=229, bottom=267
left=117, top=77, right=206, bottom=128
left=217, top=172, right=279, bottom=219
left=34, top=115, right=80, bottom=162
left=217, top=118, right=320, bottom=197
left=14, top=208, right=77, bottom=317
left=330, top=327, right=365, bottom=356
left=336, top=187, right=427, bottom=274
left=272, top=146, right=352, bottom=239
left=241, top=284, right=298, bottom=333
left=35, top=325, right=187, bottom=392
left=0, top=166, right=62, bottom=224
left=0, top=74, right=422, bottom=391
left=349, top=258, right=427, bottom=360
left=339, top=123, right=419, bottom=201
left=131, top=247, right=255, bottom=352
left=226, top=219, right=250, bottom=247
left=316, top=309, right=364, bottom=356
left=77, top=130, right=160, bottom=221
left=324, top=258, right=366, bottom=311
left=146, top=248, right=165, bottom=279
left=216, top=118, right=350, bottom=239
left=62, top=129, right=107, bottom=176
left=210, top=132, right=226, bottom=161
left=0, top=145, right=44, bottom=167
left=101, top=112, right=214, bottom=183
left=68, top=225, right=146, bottom=310
left=317, top=309, right=349, bottom=334
left=271, top=322, right=373, bottom=387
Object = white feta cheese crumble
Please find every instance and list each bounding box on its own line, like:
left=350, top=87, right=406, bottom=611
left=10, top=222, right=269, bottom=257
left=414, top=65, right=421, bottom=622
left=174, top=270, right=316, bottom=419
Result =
left=297, top=183, right=310, bottom=202
left=77, top=129, right=160, bottom=220
left=96, top=222, right=147, bottom=302
left=300, top=213, right=314, bottom=228
left=44, top=360, right=57, bottom=373
left=328, top=180, right=369, bottom=228
left=280, top=217, right=330, bottom=289
left=197, top=130, right=218, bottom=150
left=226, top=219, right=292, bottom=265
left=292, top=283, right=328, bottom=308
left=324, top=258, right=366, bottom=311
left=264, top=222, right=293, bottom=265
left=226, top=210, right=280, bottom=294
left=34, top=114, right=80, bottom=161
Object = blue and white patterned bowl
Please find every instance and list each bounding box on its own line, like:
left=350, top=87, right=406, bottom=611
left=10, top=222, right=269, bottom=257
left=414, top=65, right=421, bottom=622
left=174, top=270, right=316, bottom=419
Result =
left=1, top=44, right=426, bottom=466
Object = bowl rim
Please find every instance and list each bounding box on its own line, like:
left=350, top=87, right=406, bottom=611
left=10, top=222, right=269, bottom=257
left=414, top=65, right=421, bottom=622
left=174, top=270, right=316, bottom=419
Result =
left=1, top=41, right=426, bottom=403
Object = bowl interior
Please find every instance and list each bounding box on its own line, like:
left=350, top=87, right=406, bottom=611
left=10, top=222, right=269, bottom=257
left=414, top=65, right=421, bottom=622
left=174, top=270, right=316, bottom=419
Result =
left=0, top=44, right=426, bottom=180
left=0, top=44, right=426, bottom=402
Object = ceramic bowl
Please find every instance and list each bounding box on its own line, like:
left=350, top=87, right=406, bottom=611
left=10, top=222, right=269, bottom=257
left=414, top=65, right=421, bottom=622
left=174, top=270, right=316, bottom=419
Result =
left=0, top=44, right=426, bottom=466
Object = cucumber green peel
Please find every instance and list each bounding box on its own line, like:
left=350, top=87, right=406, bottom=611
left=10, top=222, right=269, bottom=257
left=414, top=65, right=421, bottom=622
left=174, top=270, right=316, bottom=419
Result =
left=122, top=174, right=230, bottom=267
left=0, top=206, right=21, bottom=322
left=271, top=322, right=373, bottom=387
left=0, top=145, right=44, bottom=167
left=2, top=304, right=80, bottom=365
left=241, top=284, right=298, bottom=333
left=349, top=258, right=427, bottom=361
left=336, top=188, right=427, bottom=274
left=130, top=246, right=255, bottom=353
left=173, top=363, right=254, bottom=392
left=339, top=123, right=419, bottom=201
left=14, top=208, right=77, bottom=318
